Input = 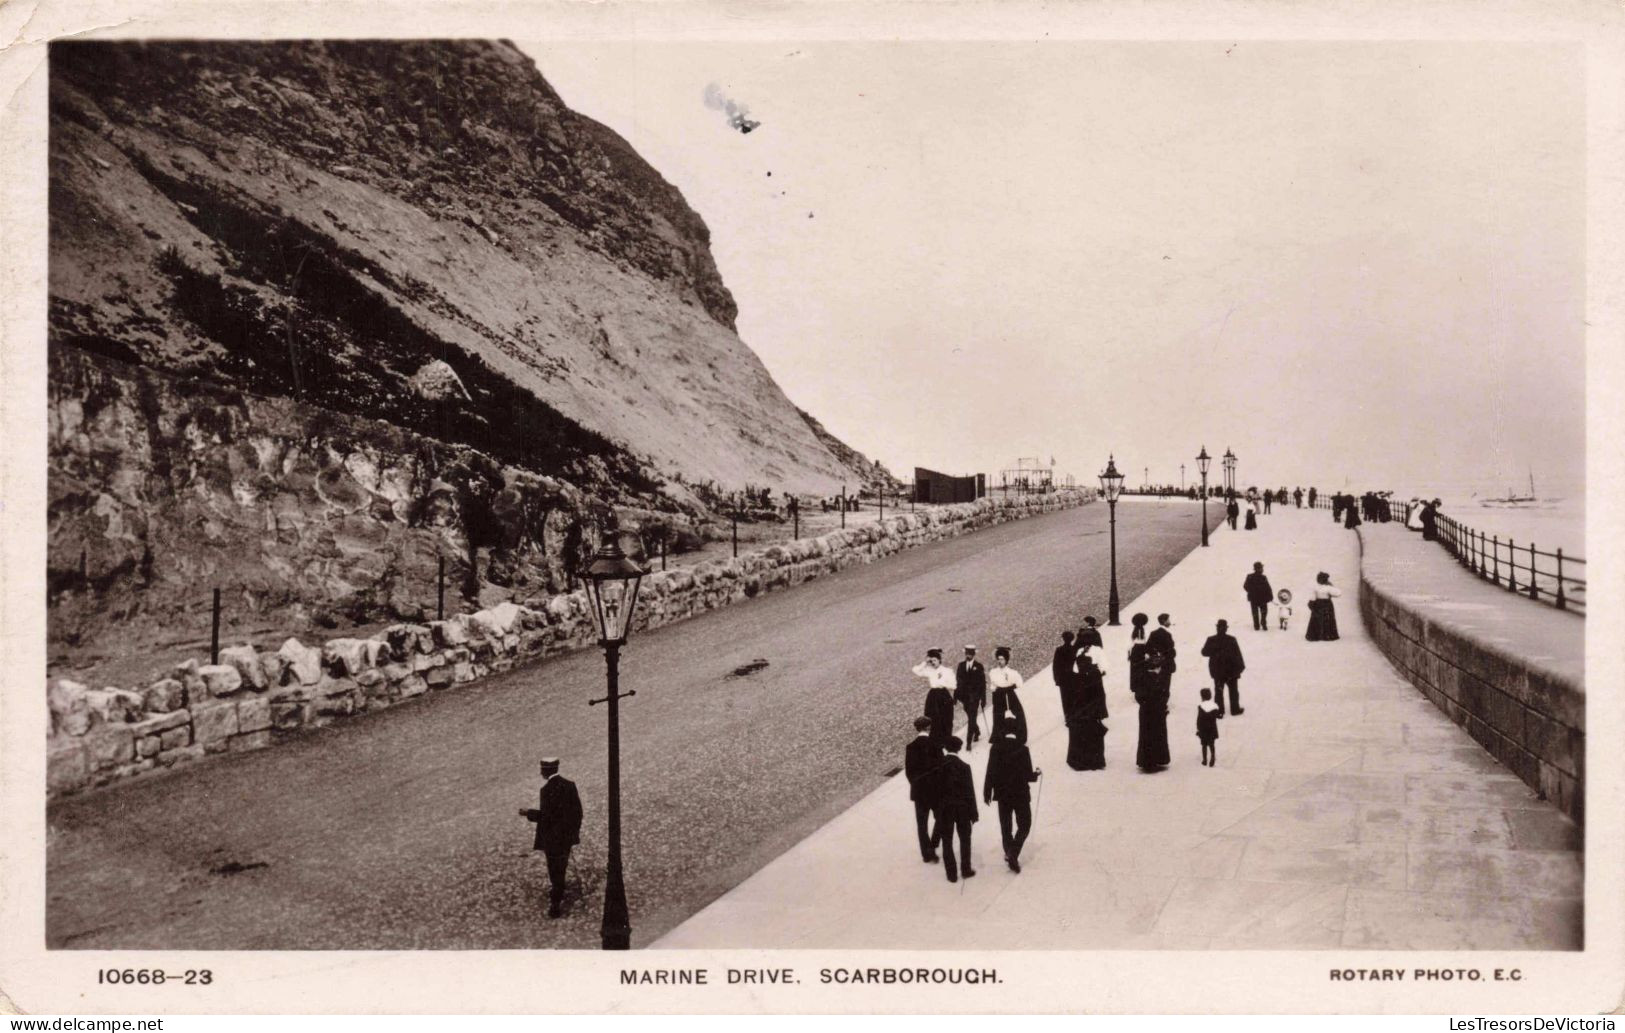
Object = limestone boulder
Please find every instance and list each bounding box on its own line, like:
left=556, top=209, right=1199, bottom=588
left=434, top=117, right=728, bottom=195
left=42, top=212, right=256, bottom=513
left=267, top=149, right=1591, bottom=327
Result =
left=430, top=616, right=469, bottom=647
left=323, top=638, right=373, bottom=676
left=171, top=658, right=206, bottom=698
left=198, top=663, right=244, bottom=697
left=85, top=725, right=134, bottom=769
left=237, top=696, right=272, bottom=734
left=218, top=644, right=268, bottom=690
left=142, top=678, right=186, bottom=714
left=48, top=679, right=92, bottom=737
left=278, top=638, right=323, bottom=685
left=84, top=687, right=143, bottom=725
left=193, top=701, right=239, bottom=749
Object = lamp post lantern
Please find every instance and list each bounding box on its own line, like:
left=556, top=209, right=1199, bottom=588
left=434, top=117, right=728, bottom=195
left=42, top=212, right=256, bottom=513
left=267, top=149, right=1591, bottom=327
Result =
left=580, top=539, right=648, bottom=951
left=1098, top=455, right=1125, bottom=626
left=1197, top=446, right=1212, bottom=547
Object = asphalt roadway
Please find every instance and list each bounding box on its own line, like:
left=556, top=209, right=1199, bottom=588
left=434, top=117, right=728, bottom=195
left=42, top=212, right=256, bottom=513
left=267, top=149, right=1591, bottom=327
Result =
left=47, top=497, right=1215, bottom=949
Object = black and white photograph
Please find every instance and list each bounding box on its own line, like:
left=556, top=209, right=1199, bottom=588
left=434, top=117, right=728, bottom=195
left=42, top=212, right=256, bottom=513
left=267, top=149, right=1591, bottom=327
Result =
left=1, top=0, right=1621, bottom=1016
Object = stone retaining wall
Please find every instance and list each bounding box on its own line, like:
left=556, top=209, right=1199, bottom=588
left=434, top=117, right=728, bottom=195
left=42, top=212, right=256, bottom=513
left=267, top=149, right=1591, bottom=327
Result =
left=1357, top=543, right=1585, bottom=824
left=47, top=490, right=1093, bottom=796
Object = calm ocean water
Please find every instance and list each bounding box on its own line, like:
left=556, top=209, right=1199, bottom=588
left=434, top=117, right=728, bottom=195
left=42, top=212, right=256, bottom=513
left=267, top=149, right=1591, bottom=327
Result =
left=1393, top=480, right=1585, bottom=559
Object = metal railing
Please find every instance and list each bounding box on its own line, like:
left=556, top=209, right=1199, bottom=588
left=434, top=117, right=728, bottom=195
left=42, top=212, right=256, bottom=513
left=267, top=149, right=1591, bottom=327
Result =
left=1308, top=493, right=1585, bottom=616
left=1432, top=511, right=1585, bottom=615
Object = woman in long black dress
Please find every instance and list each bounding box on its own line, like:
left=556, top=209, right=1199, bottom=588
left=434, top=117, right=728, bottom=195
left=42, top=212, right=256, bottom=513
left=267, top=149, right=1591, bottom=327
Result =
left=1067, top=644, right=1108, bottom=770
left=1305, top=571, right=1343, bottom=641
left=1131, top=639, right=1171, bottom=771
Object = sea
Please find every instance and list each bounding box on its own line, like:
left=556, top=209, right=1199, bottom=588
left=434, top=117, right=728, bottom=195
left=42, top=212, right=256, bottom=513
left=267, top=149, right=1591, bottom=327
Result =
left=1385, top=478, right=1585, bottom=560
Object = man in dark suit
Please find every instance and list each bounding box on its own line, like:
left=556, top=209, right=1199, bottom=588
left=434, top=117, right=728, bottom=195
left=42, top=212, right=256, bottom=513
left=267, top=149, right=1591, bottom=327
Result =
left=904, top=716, right=944, bottom=863
left=954, top=646, right=987, bottom=751
left=520, top=757, right=583, bottom=918
left=932, top=736, right=978, bottom=883
left=1200, top=619, right=1247, bottom=716
left=1243, top=561, right=1274, bottom=631
left=1051, top=630, right=1077, bottom=720
left=983, top=729, right=1041, bottom=873
left=1226, top=498, right=1240, bottom=530
left=1147, top=613, right=1177, bottom=697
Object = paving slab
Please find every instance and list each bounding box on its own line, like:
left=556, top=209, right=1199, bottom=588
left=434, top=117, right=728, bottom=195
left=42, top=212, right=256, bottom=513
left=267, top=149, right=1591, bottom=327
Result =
left=656, top=503, right=1583, bottom=950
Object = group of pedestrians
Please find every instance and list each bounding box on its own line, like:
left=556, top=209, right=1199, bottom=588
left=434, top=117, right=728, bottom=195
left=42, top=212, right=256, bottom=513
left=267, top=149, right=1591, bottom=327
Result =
left=902, top=541, right=1350, bottom=883
left=906, top=645, right=1040, bottom=880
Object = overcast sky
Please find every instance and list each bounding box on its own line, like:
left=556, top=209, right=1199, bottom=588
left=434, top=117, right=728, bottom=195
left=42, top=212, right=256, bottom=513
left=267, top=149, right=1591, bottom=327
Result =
left=521, top=41, right=1584, bottom=496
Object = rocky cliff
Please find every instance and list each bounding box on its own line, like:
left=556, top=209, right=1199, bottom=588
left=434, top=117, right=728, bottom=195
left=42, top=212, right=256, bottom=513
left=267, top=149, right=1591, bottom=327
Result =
left=47, top=40, right=890, bottom=677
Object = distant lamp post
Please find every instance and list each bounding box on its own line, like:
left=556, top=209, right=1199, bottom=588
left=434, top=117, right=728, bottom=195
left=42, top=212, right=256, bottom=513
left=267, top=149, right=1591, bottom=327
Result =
left=1223, top=448, right=1236, bottom=498
left=1098, top=455, right=1125, bottom=626
left=1197, top=446, right=1212, bottom=547
left=581, top=539, right=647, bottom=951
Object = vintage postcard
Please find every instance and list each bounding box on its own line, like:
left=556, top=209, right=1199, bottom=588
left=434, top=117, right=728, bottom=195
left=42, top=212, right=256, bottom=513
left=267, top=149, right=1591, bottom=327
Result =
left=1, top=0, right=1621, bottom=1015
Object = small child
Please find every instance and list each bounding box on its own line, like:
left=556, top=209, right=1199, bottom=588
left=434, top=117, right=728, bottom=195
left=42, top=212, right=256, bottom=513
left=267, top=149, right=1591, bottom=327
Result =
left=1275, top=588, right=1294, bottom=631
left=1197, top=688, right=1222, bottom=767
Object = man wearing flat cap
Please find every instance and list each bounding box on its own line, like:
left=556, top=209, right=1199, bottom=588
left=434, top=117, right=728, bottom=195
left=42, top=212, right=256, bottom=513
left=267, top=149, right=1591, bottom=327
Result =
left=954, top=645, right=988, bottom=751
left=520, top=757, right=583, bottom=918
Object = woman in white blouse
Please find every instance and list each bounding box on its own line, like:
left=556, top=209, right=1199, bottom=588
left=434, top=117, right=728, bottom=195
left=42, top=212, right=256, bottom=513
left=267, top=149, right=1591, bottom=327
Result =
left=989, top=647, right=1027, bottom=742
left=1305, top=571, right=1343, bottom=641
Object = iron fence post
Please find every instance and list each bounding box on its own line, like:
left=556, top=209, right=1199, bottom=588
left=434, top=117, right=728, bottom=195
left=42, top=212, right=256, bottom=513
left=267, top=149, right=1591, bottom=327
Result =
left=1491, top=535, right=1500, bottom=585
left=1555, top=549, right=1567, bottom=610
left=1528, top=541, right=1540, bottom=600
left=1507, top=539, right=1517, bottom=595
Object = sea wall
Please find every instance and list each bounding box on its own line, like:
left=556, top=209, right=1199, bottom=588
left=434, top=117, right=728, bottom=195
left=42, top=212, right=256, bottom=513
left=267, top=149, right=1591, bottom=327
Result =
left=1357, top=528, right=1585, bottom=823
left=46, top=489, right=1092, bottom=796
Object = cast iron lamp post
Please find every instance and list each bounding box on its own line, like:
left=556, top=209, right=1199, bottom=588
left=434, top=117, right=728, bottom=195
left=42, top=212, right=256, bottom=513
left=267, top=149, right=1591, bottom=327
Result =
left=581, top=539, right=647, bottom=951
left=1197, top=446, right=1212, bottom=547
left=1223, top=448, right=1236, bottom=498
left=1099, top=455, right=1125, bottom=626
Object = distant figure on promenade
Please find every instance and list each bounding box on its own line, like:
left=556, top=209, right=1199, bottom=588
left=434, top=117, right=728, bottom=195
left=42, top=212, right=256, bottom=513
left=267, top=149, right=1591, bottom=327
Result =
left=1343, top=496, right=1362, bottom=530
left=1052, top=630, right=1078, bottom=720
left=954, top=646, right=987, bottom=751
left=1200, top=619, right=1246, bottom=717
left=904, top=716, right=944, bottom=864
left=520, top=757, right=583, bottom=919
left=1420, top=499, right=1440, bottom=541
left=932, top=735, right=978, bottom=883
left=1131, top=632, right=1171, bottom=771
left=1244, top=561, right=1274, bottom=631
left=1244, top=500, right=1259, bottom=531
left=1196, top=688, right=1222, bottom=767
left=1405, top=498, right=1425, bottom=531
left=1077, top=615, right=1104, bottom=652
left=989, top=646, right=1027, bottom=743
left=1308, top=486, right=1318, bottom=508
left=1294, top=487, right=1304, bottom=508
left=1305, top=572, right=1343, bottom=641
left=1226, top=498, right=1240, bottom=530
left=1331, top=492, right=1345, bottom=522
left=914, top=648, right=957, bottom=742
left=983, top=729, right=1041, bottom=873
left=1129, top=612, right=1148, bottom=642
left=1275, top=588, right=1294, bottom=631
left=1263, top=490, right=1273, bottom=514
left=1067, top=643, right=1109, bottom=770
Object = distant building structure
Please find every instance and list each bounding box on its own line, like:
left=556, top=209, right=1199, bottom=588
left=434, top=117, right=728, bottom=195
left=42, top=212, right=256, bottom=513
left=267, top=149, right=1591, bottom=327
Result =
left=914, top=467, right=983, bottom=504
left=998, top=456, right=1056, bottom=495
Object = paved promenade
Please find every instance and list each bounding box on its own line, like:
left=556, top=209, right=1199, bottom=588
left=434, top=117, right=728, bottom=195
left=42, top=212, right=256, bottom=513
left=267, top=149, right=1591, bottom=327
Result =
left=657, top=501, right=1583, bottom=950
